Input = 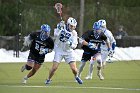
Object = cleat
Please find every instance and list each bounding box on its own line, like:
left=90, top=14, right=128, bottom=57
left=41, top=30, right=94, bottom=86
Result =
left=45, top=79, right=52, bottom=84
left=85, top=76, right=92, bottom=80
left=75, top=77, right=83, bottom=84
left=21, top=65, right=26, bottom=72
left=22, top=77, right=28, bottom=84
left=97, top=73, right=104, bottom=80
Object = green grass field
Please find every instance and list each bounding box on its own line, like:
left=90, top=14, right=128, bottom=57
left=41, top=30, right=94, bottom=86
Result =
left=0, top=61, right=140, bottom=93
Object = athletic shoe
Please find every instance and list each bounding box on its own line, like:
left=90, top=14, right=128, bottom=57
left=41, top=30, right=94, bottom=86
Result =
left=21, top=65, right=26, bottom=72
left=22, top=76, right=28, bottom=84
left=85, top=75, right=92, bottom=80
left=45, top=79, right=52, bottom=84
left=97, top=73, right=104, bottom=80
left=75, top=77, right=83, bottom=84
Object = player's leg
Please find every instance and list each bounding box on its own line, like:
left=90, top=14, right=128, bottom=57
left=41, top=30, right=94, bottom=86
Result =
left=65, top=52, right=83, bottom=84
left=21, top=60, right=34, bottom=72
left=96, top=53, right=104, bottom=80
left=45, top=62, right=59, bottom=84
left=45, top=52, right=62, bottom=84
left=85, top=57, right=95, bottom=80
left=78, top=52, right=91, bottom=77
left=22, top=55, right=44, bottom=84
left=69, top=61, right=78, bottom=77
left=101, top=50, right=108, bottom=68
left=21, top=52, right=35, bottom=72
left=78, top=62, right=86, bottom=77
left=69, top=61, right=83, bottom=84
left=22, top=63, right=41, bottom=84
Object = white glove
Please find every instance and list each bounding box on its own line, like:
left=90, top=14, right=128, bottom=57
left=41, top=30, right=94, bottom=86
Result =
left=66, top=40, right=72, bottom=46
left=66, top=40, right=77, bottom=49
left=87, top=42, right=97, bottom=50
left=57, top=21, right=65, bottom=30
left=39, top=48, right=52, bottom=55
left=23, top=35, right=32, bottom=47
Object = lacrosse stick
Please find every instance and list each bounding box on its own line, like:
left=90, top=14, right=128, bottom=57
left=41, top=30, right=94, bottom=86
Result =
left=54, top=3, right=63, bottom=21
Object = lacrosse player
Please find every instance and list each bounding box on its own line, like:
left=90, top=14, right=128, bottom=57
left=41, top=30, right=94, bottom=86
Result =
left=78, top=22, right=111, bottom=80
left=84, top=20, right=116, bottom=80
left=21, top=24, right=54, bottom=84
left=98, top=19, right=116, bottom=66
left=45, top=17, right=83, bottom=84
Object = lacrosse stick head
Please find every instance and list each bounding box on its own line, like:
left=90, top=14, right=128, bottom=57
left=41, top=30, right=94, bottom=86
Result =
left=55, top=3, right=63, bottom=14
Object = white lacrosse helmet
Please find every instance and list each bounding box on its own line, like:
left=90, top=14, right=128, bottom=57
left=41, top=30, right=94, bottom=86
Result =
left=67, top=17, right=77, bottom=27
left=98, top=19, right=106, bottom=28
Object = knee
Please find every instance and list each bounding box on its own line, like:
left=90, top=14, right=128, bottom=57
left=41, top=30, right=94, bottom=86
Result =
left=25, top=64, right=32, bottom=70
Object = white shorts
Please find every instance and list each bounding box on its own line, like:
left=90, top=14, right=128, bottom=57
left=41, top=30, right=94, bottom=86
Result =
left=101, top=49, right=108, bottom=62
left=53, top=51, right=76, bottom=64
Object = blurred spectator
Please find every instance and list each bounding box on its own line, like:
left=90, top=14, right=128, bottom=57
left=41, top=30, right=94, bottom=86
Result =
left=114, top=25, right=128, bottom=39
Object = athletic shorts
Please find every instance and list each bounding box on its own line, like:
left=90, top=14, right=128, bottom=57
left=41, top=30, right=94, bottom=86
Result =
left=27, top=52, right=45, bottom=65
left=81, top=51, right=98, bottom=62
left=53, top=51, right=76, bottom=64
left=101, top=49, right=109, bottom=62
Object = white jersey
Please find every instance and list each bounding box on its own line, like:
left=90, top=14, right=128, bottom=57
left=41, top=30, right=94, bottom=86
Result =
left=100, top=28, right=116, bottom=63
left=101, top=29, right=116, bottom=51
left=54, top=28, right=78, bottom=52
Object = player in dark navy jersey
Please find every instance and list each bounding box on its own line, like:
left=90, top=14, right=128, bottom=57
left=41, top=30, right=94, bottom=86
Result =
left=21, top=24, right=54, bottom=84
left=78, top=22, right=111, bottom=80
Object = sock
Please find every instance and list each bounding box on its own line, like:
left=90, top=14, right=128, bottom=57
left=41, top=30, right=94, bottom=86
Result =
left=88, top=63, right=94, bottom=77
left=24, top=75, right=28, bottom=80
left=78, top=62, right=86, bottom=77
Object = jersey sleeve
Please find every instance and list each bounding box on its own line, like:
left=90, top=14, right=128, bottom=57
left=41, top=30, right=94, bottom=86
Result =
left=107, top=30, right=116, bottom=44
left=70, top=30, right=78, bottom=49
left=54, top=28, right=61, bottom=38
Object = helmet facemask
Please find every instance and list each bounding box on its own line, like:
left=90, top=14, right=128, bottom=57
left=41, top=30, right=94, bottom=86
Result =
left=67, top=24, right=76, bottom=31
left=67, top=17, right=77, bottom=31
left=40, top=31, right=50, bottom=41
left=40, top=24, right=51, bottom=41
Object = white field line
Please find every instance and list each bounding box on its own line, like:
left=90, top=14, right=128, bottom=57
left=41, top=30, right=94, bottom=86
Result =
left=0, top=85, right=140, bottom=91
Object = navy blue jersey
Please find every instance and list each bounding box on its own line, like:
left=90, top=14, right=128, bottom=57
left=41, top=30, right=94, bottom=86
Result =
left=29, top=31, right=54, bottom=56
left=81, top=30, right=107, bottom=53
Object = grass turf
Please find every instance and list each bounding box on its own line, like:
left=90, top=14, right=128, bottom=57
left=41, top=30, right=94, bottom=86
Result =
left=0, top=61, right=140, bottom=93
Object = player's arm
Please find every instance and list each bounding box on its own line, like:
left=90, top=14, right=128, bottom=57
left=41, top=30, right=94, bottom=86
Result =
left=66, top=31, right=78, bottom=49
left=105, top=39, right=111, bottom=50
left=39, top=37, right=54, bottom=55
left=102, top=33, right=111, bottom=50
left=107, top=31, right=116, bottom=51
left=79, top=35, right=97, bottom=50
left=54, top=21, right=65, bottom=37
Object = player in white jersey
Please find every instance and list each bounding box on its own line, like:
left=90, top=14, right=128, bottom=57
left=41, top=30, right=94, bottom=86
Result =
left=45, top=17, right=83, bottom=84
left=85, top=20, right=116, bottom=80
left=98, top=19, right=116, bottom=66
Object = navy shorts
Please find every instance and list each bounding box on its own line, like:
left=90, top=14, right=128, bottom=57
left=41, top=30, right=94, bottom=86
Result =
left=28, top=52, right=45, bottom=65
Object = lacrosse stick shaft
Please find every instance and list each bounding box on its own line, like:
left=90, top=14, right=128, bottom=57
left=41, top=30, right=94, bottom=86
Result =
left=21, top=46, right=25, bottom=51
